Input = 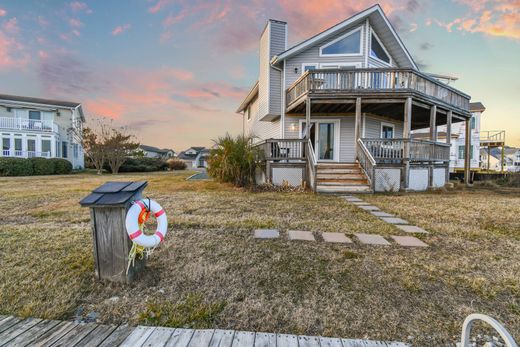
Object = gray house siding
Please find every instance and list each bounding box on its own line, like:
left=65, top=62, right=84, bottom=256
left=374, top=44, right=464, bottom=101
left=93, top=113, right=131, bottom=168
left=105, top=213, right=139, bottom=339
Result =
left=268, top=21, right=287, bottom=117
left=363, top=115, right=404, bottom=138
left=245, top=95, right=280, bottom=143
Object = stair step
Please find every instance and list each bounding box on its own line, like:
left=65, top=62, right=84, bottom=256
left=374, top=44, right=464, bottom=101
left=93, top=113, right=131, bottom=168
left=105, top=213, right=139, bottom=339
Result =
left=317, top=185, right=372, bottom=194
left=317, top=163, right=360, bottom=169
left=317, top=168, right=362, bottom=174
left=317, top=179, right=369, bottom=186
left=317, top=173, right=365, bottom=180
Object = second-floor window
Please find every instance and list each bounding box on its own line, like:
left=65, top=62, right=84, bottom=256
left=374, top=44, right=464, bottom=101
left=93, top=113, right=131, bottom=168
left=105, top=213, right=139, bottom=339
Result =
left=370, top=32, right=390, bottom=64
left=29, top=110, right=41, bottom=120
left=320, top=27, right=361, bottom=56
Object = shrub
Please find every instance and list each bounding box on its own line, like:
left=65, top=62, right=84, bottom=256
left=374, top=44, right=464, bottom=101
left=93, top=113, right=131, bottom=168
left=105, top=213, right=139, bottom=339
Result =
left=105, top=157, right=168, bottom=173
left=30, top=157, right=56, bottom=175
left=167, top=159, right=187, bottom=170
left=0, top=157, right=34, bottom=176
left=51, top=158, right=73, bottom=174
left=207, top=133, right=261, bottom=187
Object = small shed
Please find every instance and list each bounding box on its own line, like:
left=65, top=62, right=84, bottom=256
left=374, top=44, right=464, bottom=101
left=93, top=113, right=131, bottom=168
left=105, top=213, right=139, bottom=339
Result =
left=80, top=181, right=148, bottom=284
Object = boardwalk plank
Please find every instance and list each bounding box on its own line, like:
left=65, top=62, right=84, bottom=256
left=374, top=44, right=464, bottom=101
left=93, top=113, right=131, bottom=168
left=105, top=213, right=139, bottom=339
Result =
left=30, top=321, right=77, bottom=347
left=120, top=326, right=156, bottom=347
left=50, top=323, right=97, bottom=347
left=77, top=324, right=117, bottom=347
left=97, top=325, right=134, bottom=347
left=142, top=327, right=176, bottom=347
left=208, top=330, right=234, bottom=347
left=297, top=335, right=320, bottom=347
left=342, top=339, right=409, bottom=347
left=3, top=320, right=61, bottom=346
left=231, top=331, right=255, bottom=347
left=0, top=317, right=21, bottom=335
left=164, top=328, right=194, bottom=347
left=187, top=329, right=214, bottom=347
left=276, top=334, right=298, bottom=347
left=253, top=332, right=276, bottom=347
left=0, top=318, right=42, bottom=345
left=319, top=336, right=343, bottom=347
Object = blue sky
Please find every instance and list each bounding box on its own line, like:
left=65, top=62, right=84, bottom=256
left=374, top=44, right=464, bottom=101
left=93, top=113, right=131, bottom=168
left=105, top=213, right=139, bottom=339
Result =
left=0, top=0, right=518, bottom=149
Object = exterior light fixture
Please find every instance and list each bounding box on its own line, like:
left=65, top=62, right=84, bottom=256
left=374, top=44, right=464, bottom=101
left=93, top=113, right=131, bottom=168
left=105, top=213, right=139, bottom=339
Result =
left=294, top=67, right=298, bottom=74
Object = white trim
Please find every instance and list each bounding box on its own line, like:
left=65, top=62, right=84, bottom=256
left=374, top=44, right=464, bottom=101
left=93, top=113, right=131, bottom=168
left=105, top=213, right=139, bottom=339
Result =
left=298, top=118, right=341, bottom=162
left=319, top=26, right=363, bottom=57
left=364, top=19, right=369, bottom=68
left=319, top=62, right=362, bottom=69
left=362, top=113, right=366, bottom=137
left=369, top=28, right=392, bottom=66
left=301, top=63, right=319, bottom=74
left=281, top=59, right=286, bottom=138
left=380, top=122, right=395, bottom=138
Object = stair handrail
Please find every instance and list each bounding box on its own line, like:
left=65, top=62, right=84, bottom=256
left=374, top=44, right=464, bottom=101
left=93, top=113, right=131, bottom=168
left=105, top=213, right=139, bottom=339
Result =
left=306, top=139, right=317, bottom=191
left=357, top=138, right=376, bottom=190
left=460, top=313, right=517, bottom=347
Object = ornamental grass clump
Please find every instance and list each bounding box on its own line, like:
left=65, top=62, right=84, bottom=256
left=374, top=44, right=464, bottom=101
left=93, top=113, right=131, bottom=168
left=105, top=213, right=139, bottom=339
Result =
left=207, top=134, right=262, bottom=187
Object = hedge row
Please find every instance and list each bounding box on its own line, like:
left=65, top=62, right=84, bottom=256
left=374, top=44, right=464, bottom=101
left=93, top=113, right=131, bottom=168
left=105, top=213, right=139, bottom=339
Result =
left=103, top=157, right=169, bottom=173
left=0, top=157, right=73, bottom=176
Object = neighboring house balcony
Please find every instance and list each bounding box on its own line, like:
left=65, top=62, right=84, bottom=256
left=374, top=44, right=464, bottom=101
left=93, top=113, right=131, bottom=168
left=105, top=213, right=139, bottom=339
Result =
left=286, top=68, right=471, bottom=115
left=1, top=149, right=52, bottom=158
left=0, top=117, right=59, bottom=133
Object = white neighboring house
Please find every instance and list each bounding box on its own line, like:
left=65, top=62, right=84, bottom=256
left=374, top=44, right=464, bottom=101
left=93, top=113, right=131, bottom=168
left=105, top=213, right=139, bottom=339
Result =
left=414, top=102, right=485, bottom=172
left=481, top=147, right=520, bottom=172
left=177, top=147, right=208, bottom=169
left=138, top=145, right=176, bottom=159
left=235, top=5, right=472, bottom=193
left=0, top=94, right=85, bottom=169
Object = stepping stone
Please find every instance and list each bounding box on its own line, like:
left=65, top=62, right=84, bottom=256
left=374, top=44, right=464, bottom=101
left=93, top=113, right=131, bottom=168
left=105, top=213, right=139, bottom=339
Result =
left=357, top=205, right=380, bottom=211
left=288, top=230, right=315, bottom=241
left=352, top=201, right=370, bottom=205
left=370, top=211, right=394, bottom=217
left=391, top=235, right=428, bottom=247
left=322, top=232, right=352, bottom=244
left=344, top=197, right=363, bottom=202
left=380, top=217, right=408, bottom=224
left=355, top=233, right=391, bottom=246
left=254, top=229, right=280, bottom=239
left=395, top=225, right=429, bottom=234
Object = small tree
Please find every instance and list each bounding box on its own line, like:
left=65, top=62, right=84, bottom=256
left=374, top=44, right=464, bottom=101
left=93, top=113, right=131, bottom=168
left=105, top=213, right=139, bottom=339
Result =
left=104, top=127, right=139, bottom=174
left=82, top=125, right=107, bottom=175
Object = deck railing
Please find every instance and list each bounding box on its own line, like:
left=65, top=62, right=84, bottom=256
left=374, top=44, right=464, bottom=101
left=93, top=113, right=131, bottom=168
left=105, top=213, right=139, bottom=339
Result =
left=361, top=138, right=450, bottom=163
left=256, top=138, right=307, bottom=161
left=480, top=130, right=505, bottom=144
left=357, top=139, right=376, bottom=189
left=0, top=117, right=59, bottom=133
left=286, top=68, right=470, bottom=111
left=1, top=150, right=51, bottom=158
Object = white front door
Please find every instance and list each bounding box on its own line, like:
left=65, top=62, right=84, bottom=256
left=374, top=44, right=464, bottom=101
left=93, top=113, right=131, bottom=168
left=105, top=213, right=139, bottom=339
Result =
left=300, top=119, right=340, bottom=162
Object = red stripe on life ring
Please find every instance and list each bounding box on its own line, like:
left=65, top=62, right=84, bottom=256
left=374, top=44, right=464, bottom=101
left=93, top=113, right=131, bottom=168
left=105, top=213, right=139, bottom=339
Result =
left=154, top=209, right=165, bottom=218
left=155, top=231, right=164, bottom=242
left=135, top=200, right=146, bottom=210
left=129, top=230, right=142, bottom=240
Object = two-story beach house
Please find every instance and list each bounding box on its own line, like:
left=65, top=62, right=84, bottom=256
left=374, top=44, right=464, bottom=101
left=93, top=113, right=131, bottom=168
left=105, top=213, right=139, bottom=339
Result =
left=236, top=5, right=473, bottom=193
left=0, top=94, right=85, bottom=169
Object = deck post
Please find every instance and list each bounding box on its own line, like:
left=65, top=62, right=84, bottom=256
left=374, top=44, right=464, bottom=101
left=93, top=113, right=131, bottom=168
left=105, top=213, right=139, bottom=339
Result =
left=305, top=96, right=311, bottom=139
left=428, top=105, right=437, bottom=188
left=446, top=110, right=452, bottom=182
left=501, top=146, right=505, bottom=173
left=464, top=118, right=472, bottom=185
left=354, top=97, right=362, bottom=158
left=402, top=97, right=412, bottom=189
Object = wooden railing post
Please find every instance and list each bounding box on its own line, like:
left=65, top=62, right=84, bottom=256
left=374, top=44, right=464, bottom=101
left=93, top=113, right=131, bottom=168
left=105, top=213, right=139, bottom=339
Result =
left=446, top=110, right=452, bottom=182
left=464, top=117, right=472, bottom=186
left=403, top=97, right=412, bottom=189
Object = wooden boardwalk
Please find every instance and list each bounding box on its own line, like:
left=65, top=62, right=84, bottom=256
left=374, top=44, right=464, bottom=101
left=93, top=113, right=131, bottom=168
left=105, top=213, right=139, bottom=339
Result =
left=0, top=315, right=408, bottom=347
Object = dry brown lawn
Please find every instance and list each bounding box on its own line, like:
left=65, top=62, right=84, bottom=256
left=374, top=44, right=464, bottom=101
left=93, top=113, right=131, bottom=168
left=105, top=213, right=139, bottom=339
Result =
left=0, top=171, right=519, bottom=346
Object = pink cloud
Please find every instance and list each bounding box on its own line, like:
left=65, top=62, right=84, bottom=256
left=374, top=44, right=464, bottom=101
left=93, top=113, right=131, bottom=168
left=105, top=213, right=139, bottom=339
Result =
left=0, top=30, right=29, bottom=70
left=148, top=0, right=173, bottom=14
left=38, top=50, right=48, bottom=59
left=37, top=16, right=49, bottom=27
left=68, top=18, right=83, bottom=28
left=0, top=8, right=6, bottom=17
left=84, top=99, right=125, bottom=119
left=3, top=17, right=19, bottom=34
left=69, top=1, right=92, bottom=13
left=112, top=24, right=131, bottom=36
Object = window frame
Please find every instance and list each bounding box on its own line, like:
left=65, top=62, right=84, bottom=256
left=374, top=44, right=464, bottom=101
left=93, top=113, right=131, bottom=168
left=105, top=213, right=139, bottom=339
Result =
left=319, top=26, right=363, bottom=57
left=301, top=63, right=319, bottom=74
left=369, top=29, right=392, bottom=66
left=380, top=122, right=395, bottom=139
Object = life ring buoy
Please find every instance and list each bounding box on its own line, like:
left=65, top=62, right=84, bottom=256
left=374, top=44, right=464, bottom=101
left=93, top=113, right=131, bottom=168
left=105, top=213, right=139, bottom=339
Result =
left=125, top=199, right=168, bottom=248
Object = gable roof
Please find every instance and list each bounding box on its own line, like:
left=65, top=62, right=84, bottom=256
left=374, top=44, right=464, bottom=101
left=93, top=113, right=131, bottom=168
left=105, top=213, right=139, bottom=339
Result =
left=469, top=102, right=486, bottom=112
left=140, top=145, right=175, bottom=154
left=0, top=93, right=85, bottom=121
left=271, top=4, right=418, bottom=70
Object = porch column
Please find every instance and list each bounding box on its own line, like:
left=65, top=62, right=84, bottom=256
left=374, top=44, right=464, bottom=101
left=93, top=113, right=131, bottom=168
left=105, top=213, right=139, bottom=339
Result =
left=464, top=117, right=472, bottom=185
left=354, top=97, right=362, bottom=142
left=501, top=146, right=505, bottom=173
left=403, top=97, right=412, bottom=189
left=429, top=105, right=437, bottom=141
left=305, top=96, right=311, bottom=139
left=445, top=111, right=452, bottom=182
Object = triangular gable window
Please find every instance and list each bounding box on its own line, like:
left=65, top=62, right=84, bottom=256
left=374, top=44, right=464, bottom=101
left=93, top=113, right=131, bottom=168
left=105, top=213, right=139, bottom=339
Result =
left=320, top=28, right=361, bottom=56
left=370, top=32, right=390, bottom=64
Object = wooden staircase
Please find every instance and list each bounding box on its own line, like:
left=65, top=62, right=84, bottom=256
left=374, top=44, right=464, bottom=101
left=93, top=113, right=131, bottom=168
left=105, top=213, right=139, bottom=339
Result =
left=316, top=162, right=372, bottom=194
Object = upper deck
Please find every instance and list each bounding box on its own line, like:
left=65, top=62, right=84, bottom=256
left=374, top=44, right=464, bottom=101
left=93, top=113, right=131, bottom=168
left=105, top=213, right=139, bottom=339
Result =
left=286, top=68, right=471, bottom=116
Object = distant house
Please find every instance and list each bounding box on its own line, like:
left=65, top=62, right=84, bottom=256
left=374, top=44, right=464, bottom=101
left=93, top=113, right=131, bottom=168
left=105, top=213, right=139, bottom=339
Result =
left=0, top=94, right=85, bottom=169
left=177, top=146, right=208, bottom=168
left=138, top=145, right=175, bottom=159
left=481, top=147, right=520, bottom=172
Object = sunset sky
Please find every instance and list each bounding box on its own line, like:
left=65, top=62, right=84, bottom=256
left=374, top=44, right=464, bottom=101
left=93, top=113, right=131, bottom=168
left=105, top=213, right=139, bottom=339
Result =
left=0, top=0, right=519, bottom=150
